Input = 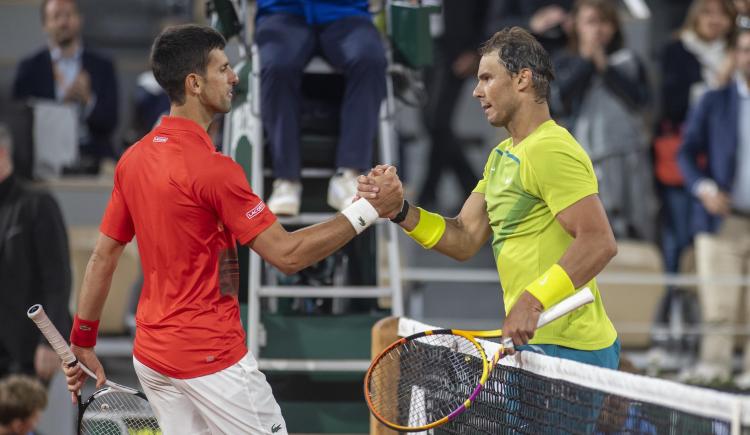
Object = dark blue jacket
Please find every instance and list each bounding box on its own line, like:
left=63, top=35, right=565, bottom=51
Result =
left=256, top=0, right=370, bottom=25
left=677, top=81, right=740, bottom=234
left=11, top=47, right=119, bottom=159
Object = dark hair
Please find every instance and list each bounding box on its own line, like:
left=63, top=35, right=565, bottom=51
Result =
left=40, top=0, right=78, bottom=23
left=0, top=375, right=47, bottom=425
left=150, top=24, right=227, bottom=105
left=479, top=27, right=555, bottom=104
left=568, top=0, right=624, bottom=54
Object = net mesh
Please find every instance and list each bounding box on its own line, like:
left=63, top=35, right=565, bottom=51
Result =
left=388, top=319, right=750, bottom=435
left=81, top=389, right=160, bottom=435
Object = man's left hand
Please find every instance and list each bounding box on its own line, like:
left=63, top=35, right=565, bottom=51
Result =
left=502, top=291, right=544, bottom=354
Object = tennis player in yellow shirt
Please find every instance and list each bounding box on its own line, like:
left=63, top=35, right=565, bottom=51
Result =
left=358, top=26, right=619, bottom=369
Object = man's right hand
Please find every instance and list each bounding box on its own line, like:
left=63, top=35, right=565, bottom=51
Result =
left=63, top=345, right=106, bottom=401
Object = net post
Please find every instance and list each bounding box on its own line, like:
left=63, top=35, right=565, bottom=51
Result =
left=370, top=316, right=400, bottom=435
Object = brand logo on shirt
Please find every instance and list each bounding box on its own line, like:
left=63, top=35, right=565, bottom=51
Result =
left=271, top=424, right=283, bottom=433
left=153, top=136, right=168, bottom=143
left=246, top=203, right=266, bottom=220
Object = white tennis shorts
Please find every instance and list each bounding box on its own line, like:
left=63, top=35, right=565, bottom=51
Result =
left=133, top=353, right=287, bottom=435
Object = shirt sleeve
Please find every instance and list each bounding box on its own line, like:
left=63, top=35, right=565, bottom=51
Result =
left=520, top=139, right=599, bottom=216
left=194, top=156, right=276, bottom=245
left=100, top=171, right=135, bottom=243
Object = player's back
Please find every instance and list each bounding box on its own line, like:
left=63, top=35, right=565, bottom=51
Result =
left=109, top=116, right=252, bottom=378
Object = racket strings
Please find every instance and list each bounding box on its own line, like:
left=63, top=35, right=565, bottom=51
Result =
left=81, top=390, right=160, bottom=435
left=368, top=334, right=485, bottom=427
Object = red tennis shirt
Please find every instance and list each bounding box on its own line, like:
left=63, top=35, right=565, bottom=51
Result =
left=100, top=116, right=276, bottom=378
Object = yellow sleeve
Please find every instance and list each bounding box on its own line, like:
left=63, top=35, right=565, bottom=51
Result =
left=520, top=138, right=598, bottom=216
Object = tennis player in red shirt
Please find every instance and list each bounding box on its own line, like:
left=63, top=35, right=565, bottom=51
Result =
left=62, top=24, right=402, bottom=434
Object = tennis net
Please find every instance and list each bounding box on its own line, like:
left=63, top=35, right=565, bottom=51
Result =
left=388, top=318, right=750, bottom=434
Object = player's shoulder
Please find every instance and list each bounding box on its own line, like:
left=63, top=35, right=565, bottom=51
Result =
left=524, top=121, right=582, bottom=157
left=190, top=149, right=246, bottom=185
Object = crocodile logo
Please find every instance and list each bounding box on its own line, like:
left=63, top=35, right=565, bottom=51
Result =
left=358, top=217, right=366, bottom=226
left=271, top=423, right=283, bottom=433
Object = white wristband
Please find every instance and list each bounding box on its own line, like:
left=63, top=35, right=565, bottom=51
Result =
left=341, top=198, right=379, bottom=235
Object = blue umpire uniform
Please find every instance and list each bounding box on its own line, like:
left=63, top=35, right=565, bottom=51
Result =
left=255, top=0, right=387, bottom=180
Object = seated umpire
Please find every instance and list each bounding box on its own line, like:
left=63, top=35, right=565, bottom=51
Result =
left=256, top=0, right=387, bottom=216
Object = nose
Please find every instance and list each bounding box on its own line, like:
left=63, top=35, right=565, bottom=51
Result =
left=472, top=81, right=482, bottom=99
left=229, top=68, right=239, bottom=86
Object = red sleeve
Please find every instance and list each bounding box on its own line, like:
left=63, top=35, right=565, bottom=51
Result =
left=100, top=171, right=135, bottom=243
left=194, top=155, right=276, bottom=245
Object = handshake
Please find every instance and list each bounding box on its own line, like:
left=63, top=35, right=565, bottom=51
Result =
left=354, top=164, right=405, bottom=220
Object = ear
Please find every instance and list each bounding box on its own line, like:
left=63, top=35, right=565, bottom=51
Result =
left=516, top=69, right=533, bottom=92
left=184, top=73, right=202, bottom=98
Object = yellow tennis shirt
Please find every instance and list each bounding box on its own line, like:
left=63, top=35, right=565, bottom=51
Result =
left=473, top=120, right=617, bottom=350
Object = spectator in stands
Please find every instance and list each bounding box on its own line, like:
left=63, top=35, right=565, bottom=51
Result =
left=553, top=0, right=655, bottom=240
left=11, top=0, right=118, bottom=175
left=655, top=0, right=735, bottom=285
left=485, top=1, right=574, bottom=55
left=0, top=123, right=70, bottom=384
left=255, top=0, right=387, bottom=216
left=416, top=0, right=487, bottom=213
left=677, top=27, right=750, bottom=387
left=654, top=0, right=735, bottom=343
left=0, top=375, right=47, bottom=435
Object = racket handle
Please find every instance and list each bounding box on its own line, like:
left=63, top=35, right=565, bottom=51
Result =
left=501, top=287, right=595, bottom=349
left=537, top=287, right=594, bottom=328
left=27, top=304, right=97, bottom=379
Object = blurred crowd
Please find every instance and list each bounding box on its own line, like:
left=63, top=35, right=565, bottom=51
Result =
left=2, top=2, right=750, bottom=422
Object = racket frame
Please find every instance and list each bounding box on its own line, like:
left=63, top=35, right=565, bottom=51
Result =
left=364, top=287, right=595, bottom=432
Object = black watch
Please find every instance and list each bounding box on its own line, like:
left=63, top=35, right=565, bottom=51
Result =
left=390, top=199, right=410, bottom=223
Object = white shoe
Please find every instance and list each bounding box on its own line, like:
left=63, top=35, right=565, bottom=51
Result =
left=267, top=179, right=302, bottom=216
left=327, top=168, right=359, bottom=211
left=677, top=362, right=731, bottom=385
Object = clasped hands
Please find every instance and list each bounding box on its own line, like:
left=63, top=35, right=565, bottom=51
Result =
left=356, top=164, right=404, bottom=219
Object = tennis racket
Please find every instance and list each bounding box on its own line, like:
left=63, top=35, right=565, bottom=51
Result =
left=364, top=287, right=595, bottom=432
left=27, top=304, right=161, bottom=435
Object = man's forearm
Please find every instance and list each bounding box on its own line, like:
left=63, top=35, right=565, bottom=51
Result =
left=399, top=204, right=488, bottom=262
left=557, top=232, right=617, bottom=288
left=273, top=215, right=356, bottom=275
left=76, top=250, right=120, bottom=321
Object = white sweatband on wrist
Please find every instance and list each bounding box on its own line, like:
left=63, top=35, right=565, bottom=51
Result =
left=341, top=198, right=379, bottom=235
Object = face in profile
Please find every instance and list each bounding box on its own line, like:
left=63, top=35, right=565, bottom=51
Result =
left=43, top=0, right=81, bottom=48
left=473, top=53, right=518, bottom=128
left=197, top=49, right=239, bottom=115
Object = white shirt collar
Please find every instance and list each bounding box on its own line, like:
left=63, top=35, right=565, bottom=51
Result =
left=49, top=41, right=82, bottom=63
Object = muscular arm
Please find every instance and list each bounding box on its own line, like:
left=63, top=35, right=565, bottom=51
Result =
left=399, top=192, right=492, bottom=261
left=249, top=216, right=356, bottom=275
left=555, top=194, right=617, bottom=287
left=76, top=233, right=126, bottom=321
left=502, top=194, right=616, bottom=348
left=251, top=167, right=403, bottom=274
